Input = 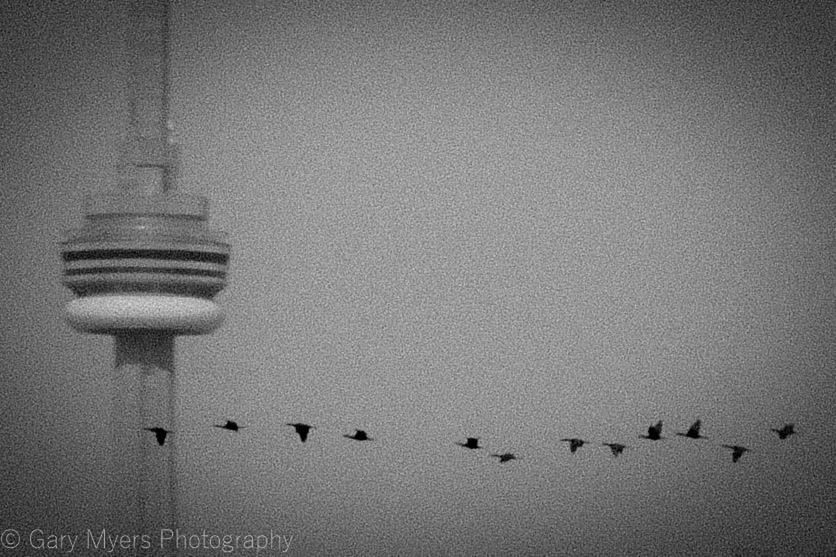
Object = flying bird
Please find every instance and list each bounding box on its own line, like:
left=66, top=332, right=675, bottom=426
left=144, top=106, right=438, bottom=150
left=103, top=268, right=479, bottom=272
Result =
left=455, top=437, right=481, bottom=450
left=639, top=421, right=664, bottom=440
left=603, top=442, right=626, bottom=457
left=771, top=424, right=795, bottom=439
left=560, top=438, right=586, bottom=453
left=676, top=419, right=708, bottom=440
left=286, top=423, right=314, bottom=443
left=214, top=420, right=245, bottom=432
left=144, top=427, right=172, bottom=446
left=721, top=444, right=750, bottom=463
left=344, top=429, right=373, bottom=441
left=490, top=453, right=518, bottom=463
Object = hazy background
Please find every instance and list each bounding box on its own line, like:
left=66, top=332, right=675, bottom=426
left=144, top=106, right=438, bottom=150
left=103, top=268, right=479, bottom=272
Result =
left=2, top=1, right=835, bottom=555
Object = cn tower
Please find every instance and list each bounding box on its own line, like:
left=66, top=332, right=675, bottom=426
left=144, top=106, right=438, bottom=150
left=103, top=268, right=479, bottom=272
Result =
left=59, top=0, right=229, bottom=551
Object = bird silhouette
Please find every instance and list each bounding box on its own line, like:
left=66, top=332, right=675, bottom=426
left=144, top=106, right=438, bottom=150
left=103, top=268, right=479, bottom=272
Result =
left=603, top=442, right=626, bottom=457
left=560, top=438, right=586, bottom=453
left=639, top=421, right=664, bottom=440
left=144, top=427, right=172, bottom=446
left=771, top=424, right=795, bottom=439
left=286, top=423, right=314, bottom=443
left=214, top=420, right=245, bottom=432
left=721, top=444, right=750, bottom=463
left=344, top=429, right=373, bottom=441
left=455, top=437, right=481, bottom=450
left=490, top=453, right=518, bottom=463
left=676, top=419, right=708, bottom=440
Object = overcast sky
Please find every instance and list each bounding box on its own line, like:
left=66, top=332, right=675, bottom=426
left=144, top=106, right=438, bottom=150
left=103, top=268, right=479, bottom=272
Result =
left=2, top=1, right=835, bottom=555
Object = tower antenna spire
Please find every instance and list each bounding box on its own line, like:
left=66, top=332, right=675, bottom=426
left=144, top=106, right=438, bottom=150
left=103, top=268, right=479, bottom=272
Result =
left=125, top=0, right=176, bottom=193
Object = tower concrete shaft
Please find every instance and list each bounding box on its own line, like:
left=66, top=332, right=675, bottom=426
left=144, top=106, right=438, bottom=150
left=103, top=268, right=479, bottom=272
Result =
left=111, top=333, right=177, bottom=555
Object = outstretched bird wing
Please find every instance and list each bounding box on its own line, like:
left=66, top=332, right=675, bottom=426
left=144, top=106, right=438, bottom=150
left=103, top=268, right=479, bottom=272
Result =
left=287, top=423, right=313, bottom=442
left=144, top=427, right=169, bottom=446
left=687, top=420, right=701, bottom=437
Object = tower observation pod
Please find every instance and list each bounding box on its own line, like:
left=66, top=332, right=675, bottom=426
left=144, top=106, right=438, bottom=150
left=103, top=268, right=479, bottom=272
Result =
left=59, top=1, right=228, bottom=552
left=61, top=192, right=229, bottom=335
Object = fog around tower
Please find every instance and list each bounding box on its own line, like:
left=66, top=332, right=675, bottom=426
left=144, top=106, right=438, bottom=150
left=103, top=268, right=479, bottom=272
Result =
left=1, top=1, right=834, bottom=555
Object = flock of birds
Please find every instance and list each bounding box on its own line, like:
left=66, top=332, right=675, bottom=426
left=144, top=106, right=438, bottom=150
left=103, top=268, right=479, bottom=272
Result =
left=142, top=420, right=797, bottom=464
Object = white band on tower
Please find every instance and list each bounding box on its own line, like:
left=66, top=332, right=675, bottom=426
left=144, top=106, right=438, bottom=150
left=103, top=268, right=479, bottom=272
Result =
left=66, top=294, right=224, bottom=335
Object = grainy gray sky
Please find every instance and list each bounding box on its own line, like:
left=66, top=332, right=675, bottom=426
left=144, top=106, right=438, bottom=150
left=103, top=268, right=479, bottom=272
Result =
left=2, top=1, right=835, bottom=555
